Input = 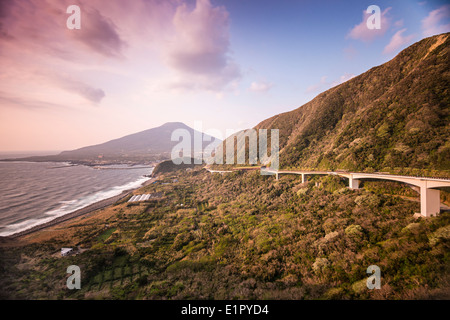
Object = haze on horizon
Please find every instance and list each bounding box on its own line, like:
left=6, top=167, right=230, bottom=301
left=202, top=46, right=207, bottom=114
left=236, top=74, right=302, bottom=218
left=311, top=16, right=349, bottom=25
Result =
left=0, top=0, right=449, bottom=152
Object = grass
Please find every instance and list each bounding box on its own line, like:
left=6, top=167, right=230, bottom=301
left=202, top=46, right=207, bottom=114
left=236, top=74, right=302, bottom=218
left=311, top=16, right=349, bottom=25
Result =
left=96, top=228, right=117, bottom=242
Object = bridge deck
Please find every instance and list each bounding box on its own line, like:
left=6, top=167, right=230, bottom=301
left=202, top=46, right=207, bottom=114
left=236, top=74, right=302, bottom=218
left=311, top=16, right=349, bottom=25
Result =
left=261, top=169, right=450, bottom=217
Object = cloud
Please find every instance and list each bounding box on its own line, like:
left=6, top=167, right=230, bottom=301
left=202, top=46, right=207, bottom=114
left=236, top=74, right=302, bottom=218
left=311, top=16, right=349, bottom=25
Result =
left=165, top=0, right=241, bottom=91
left=394, top=19, right=404, bottom=28
left=69, top=7, right=126, bottom=58
left=0, top=0, right=129, bottom=62
left=0, top=91, right=64, bottom=110
left=306, top=76, right=328, bottom=93
left=249, top=81, right=273, bottom=93
left=422, top=4, right=450, bottom=37
left=306, top=74, right=355, bottom=94
left=1, top=0, right=135, bottom=60
left=1, top=68, right=106, bottom=106
left=383, top=29, right=416, bottom=54
left=347, top=7, right=391, bottom=42
left=56, top=77, right=106, bottom=104
left=330, top=73, right=356, bottom=87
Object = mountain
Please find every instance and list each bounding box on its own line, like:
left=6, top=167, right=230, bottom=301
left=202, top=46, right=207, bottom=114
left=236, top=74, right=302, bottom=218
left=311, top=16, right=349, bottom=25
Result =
left=228, top=33, right=450, bottom=174
left=8, top=122, right=221, bottom=164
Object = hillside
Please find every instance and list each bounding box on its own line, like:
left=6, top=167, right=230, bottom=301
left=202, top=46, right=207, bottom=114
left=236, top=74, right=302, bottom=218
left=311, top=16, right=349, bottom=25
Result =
left=152, top=158, right=201, bottom=175
left=5, top=122, right=221, bottom=164
left=1, top=169, right=449, bottom=299
left=229, top=33, right=450, bottom=174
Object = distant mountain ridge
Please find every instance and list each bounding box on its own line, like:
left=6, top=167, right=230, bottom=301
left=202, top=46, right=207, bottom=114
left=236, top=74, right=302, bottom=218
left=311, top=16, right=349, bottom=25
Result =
left=6, top=122, right=221, bottom=164
left=228, top=33, right=450, bottom=173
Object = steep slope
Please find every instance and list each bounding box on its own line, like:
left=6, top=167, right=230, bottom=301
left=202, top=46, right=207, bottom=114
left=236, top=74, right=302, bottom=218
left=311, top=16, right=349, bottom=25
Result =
left=246, top=33, right=449, bottom=172
left=8, top=122, right=221, bottom=163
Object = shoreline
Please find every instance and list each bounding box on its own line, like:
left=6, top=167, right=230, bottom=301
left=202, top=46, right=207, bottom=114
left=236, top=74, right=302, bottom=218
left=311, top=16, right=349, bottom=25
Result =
left=4, top=177, right=155, bottom=240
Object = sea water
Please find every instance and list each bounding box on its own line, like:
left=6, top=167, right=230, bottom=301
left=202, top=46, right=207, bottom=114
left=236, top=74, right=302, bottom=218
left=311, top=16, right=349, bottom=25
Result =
left=0, top=161, right=152, bottom=237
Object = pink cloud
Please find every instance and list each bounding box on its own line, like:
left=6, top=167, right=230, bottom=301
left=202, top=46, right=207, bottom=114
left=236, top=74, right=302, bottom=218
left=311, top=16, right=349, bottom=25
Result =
left=330, top=73, right=356, bottom=87
left=53, top=75, right=106, bottom=104
left=383, top=29, right=416, bottom=54
left=306, top=74, right=355, bottom=94
left=68, top=7, right=126, bottom=58
left=0, top=0, right=131, bottom=61
left=249, top=81, right=273, bottom=93
left=0, top=0, right=178, bottom=110
left=347, top=7, right=391, bottom=42
left=422, top=4, right=450, bottom=37
left=0, top=1, right=112, bottom=106
left=0, top=91, right=64, bottom=110
left=306, top=76, right=328, bottom=93
left=165, top=0, right=241, bottom=91
left=394, top=19, right=404, bottom=28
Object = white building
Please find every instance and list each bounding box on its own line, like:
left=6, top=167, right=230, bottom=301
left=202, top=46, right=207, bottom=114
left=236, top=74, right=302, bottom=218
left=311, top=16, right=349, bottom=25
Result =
left=61, top=248, right=73, bottom=256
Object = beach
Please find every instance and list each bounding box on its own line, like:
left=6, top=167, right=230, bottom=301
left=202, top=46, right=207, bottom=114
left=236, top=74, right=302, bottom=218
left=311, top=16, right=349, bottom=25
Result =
left=0, top=161, right=154, bottom=238
left=5, top=177, right=155, bottom=240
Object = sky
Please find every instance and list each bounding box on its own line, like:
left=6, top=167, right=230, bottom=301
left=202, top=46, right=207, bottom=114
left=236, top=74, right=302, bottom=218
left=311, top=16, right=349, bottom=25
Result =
left=0, top=0, right=449, bottom=152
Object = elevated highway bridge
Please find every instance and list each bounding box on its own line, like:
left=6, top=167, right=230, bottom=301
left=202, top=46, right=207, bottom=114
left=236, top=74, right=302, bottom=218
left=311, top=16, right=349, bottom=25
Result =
left=206, top=167, right=450, bottom=217
left=263, top=169, right=450, bottom=217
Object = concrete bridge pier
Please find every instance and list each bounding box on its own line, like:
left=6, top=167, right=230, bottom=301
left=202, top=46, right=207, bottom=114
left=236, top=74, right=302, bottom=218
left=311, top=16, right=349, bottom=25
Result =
left=302, top=173, right=307, bottom=184
left=263, top=169, right=446, bottom=218
left=349, top=177, right=360, bottom=189
left=421, top=187, right=440, bottom=217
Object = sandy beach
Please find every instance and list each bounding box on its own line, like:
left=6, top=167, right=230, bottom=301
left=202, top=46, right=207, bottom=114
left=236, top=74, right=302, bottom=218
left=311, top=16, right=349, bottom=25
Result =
left=5, top=177, right=156, bottom=240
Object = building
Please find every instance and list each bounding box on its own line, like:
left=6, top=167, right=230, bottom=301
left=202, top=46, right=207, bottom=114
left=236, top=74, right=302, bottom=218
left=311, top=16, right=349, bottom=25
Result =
left=61, top=248, right=73, bottom=257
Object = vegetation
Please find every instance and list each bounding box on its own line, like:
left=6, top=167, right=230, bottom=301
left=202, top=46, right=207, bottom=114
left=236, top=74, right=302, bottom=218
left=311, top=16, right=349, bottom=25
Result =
left=225, top=33, right=450, bottom=176
left=1, top=34, right=449, bottom=301
left=152, top=158, right=201, bottom=175
left=0, top=168, right=448, bottom=300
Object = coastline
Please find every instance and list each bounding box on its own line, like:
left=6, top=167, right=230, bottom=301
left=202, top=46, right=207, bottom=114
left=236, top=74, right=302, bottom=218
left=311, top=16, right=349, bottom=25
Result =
left=5, top=177, right=155, bottom=240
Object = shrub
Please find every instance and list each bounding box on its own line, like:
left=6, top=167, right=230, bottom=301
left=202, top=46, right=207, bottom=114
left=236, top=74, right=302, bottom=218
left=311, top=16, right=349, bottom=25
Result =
left=428, top=224, right=450, bottom=246
left=354, top=194, right=381, bottom=208
left=323, top=287, right=345, bottom=299
left=136, top=275, right=148, bottom=287
left=345, top=225, right=364, bottom=237
left=297, top=188, right=309, bottom=196
left=312, top=257, right=330, bottom=273
left=351, top=279, right=367, bottom=294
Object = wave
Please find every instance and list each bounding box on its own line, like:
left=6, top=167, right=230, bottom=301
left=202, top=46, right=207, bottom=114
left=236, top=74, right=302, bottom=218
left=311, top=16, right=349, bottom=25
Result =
left=44, top=176, right=149, bottom=217
left=0, top=216, right=58, bottom=237
left=0, top=175, right=150, bottom=237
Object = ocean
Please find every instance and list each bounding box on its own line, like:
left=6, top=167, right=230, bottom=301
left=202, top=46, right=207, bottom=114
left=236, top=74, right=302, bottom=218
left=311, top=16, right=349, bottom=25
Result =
left=0, top=161, right=153, bottom=237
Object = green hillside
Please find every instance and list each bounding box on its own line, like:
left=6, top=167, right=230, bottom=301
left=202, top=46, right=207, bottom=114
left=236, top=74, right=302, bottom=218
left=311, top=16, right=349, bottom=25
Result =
left=244, top=33, right=449, bottom=174
left=1, top=169, right=449, bottom=299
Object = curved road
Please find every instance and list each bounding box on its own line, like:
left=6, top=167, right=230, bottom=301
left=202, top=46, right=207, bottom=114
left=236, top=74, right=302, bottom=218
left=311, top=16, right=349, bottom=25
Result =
left=206, top=167, right=450, bottom=217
